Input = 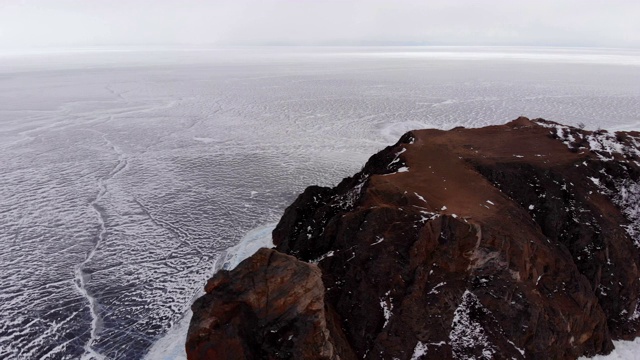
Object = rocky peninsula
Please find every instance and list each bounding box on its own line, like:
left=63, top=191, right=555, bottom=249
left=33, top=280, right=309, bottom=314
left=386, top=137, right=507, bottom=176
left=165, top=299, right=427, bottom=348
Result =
left=187, top=118, right=640, bottom=359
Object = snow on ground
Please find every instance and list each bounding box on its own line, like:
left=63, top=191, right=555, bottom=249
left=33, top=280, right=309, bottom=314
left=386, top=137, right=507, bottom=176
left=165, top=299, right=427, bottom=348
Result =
left=0, top=47, right=639, bottom=359
left=580, top=338, right=640, bottom=360
left=214, top=224, right=276, bottom=272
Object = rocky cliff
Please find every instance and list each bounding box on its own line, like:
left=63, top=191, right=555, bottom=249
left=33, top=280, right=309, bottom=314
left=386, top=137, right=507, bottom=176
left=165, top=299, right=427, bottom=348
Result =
left=187, top=117, right=640, bottom=359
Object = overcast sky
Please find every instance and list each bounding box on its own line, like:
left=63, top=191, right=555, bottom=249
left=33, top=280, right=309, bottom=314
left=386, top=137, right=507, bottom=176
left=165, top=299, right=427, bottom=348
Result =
left=0, top=0, right=638, bottom=49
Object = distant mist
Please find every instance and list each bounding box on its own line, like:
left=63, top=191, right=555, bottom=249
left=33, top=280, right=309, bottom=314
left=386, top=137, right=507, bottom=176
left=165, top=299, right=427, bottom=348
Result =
left=1, top=0, right=639, bottom=50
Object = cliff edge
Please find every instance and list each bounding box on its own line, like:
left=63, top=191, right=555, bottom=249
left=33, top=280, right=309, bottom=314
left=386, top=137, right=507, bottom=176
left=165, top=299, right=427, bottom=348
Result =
left=187, top=117, right=640, bottom=359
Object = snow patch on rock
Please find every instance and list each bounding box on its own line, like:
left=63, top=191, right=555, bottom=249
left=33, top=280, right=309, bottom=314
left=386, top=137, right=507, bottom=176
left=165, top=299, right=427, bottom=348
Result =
left=449, top=290, right=496, bottom=360
left=410, top=342, right=429, bottom=360
left=380, top=291, right=393, bottom=328
left=335, top=176, right=368, bottom=210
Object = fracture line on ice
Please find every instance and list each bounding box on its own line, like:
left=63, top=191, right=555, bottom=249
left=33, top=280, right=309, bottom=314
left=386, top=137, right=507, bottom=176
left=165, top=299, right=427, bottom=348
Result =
left=73, top=135, right=128, bottom=360
left=133, top=198, right=204, bottom=257
left=104, top=85, right=128, bottom=102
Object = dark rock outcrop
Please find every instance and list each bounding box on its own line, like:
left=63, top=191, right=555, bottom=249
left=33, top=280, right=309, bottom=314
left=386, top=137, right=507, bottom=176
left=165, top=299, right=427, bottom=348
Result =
left=188, top=117, right=640, bottom=359
left=186, top=248, right=356, bottom=359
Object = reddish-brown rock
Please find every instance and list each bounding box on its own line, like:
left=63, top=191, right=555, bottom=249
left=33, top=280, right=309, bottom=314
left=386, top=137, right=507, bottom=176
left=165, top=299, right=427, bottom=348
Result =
left=186, top=248, right=356, bottom=359
left=188, top=118, right=640, bottom=359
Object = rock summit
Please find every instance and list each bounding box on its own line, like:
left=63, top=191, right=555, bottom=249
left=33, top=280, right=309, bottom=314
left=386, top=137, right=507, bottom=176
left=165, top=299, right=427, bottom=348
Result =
left=187, top=118, right=640, bottom=359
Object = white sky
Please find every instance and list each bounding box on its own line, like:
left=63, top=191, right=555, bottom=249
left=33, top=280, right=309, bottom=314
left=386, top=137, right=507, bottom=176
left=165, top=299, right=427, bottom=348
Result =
left=0, top=0, right=638, bottom=49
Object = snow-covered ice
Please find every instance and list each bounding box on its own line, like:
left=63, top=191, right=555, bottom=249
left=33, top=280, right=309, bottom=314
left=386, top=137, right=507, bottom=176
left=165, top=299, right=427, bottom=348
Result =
left=0, top=46, right=639, bottom=359
left=579, top=338, right=640, bottom=360
left=214, top=224, right=275, bottom=272
left=143, top=223, right=275, bottom=360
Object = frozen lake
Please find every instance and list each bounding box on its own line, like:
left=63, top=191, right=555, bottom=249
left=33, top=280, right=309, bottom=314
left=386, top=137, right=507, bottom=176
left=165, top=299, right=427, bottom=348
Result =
left=0, top=47, right=639, bottom=359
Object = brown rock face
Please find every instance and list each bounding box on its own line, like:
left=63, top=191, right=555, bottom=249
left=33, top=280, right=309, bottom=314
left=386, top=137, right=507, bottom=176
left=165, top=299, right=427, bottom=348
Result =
left=186, top=248, right=356, bottom=359
left=188, top=118, right=640, bottom=359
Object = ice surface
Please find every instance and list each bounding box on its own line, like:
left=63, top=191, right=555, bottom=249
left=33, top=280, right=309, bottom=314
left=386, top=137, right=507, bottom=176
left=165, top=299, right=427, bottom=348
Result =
left=143, top=223, right=275, bottom=360
left=214, top=223, right=276, bottom=272
left=579, top=338, right=640, bottom=360
left=0, top=46, right=638, bottom=359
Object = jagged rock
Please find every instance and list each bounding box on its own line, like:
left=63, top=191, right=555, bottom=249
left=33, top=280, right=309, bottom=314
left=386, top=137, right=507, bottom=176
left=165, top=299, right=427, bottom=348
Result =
left=188, top=117, right=640, bottom=359
left=186, top=248, right=356, bottom=360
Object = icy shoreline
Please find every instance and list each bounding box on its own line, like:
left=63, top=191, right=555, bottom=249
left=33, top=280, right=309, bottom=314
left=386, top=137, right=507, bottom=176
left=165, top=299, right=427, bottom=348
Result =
left=143, top=224, right=276, bottom=360
left=141, top=221, right=640, bottom=359
left=3, top=46, right=639, bottom=359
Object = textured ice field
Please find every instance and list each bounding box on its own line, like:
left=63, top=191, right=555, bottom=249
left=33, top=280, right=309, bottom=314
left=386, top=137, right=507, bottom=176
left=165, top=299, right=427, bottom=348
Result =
left=0, top=47, right=639, bottom=359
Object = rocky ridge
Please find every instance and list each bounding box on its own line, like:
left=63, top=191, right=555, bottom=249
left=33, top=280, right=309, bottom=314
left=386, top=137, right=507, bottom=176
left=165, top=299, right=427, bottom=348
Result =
left=187, top=117, right=640, bottom=359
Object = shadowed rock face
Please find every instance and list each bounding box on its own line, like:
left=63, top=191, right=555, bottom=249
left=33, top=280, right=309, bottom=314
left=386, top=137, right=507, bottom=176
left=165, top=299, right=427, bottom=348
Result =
left=186, top=248, right=356, bottom=360
left=187, top=118, right=640, bottom=359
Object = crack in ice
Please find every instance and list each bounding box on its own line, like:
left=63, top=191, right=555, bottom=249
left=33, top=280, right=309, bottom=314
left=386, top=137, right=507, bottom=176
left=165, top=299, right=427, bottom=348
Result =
left=73, top=135, right=128, bottom=360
